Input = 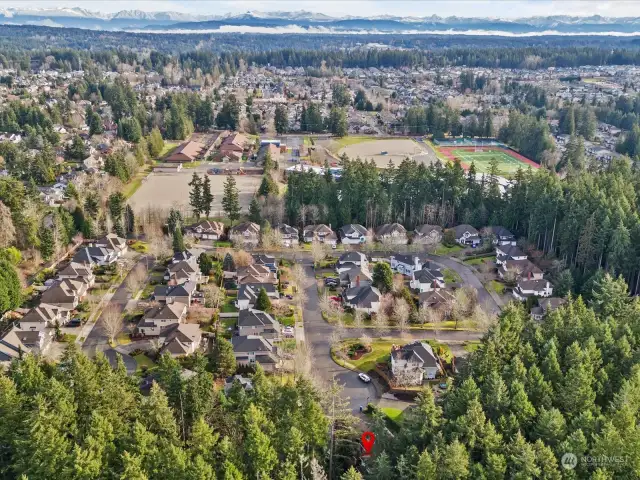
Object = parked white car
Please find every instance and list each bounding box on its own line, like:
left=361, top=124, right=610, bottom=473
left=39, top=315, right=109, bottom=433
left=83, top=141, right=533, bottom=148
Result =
left=358, top=373, right=371, bottom=383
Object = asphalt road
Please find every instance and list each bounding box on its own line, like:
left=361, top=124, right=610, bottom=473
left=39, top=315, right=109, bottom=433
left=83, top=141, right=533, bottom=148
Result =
left=82, top=255, right=155, bottom=373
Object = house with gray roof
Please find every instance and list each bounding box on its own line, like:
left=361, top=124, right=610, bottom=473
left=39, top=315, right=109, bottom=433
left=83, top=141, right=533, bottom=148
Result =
left=485, top=226, right=516, bottom=246
left=231, top=335, right=281, bottom=371
left=0, top=326, right=53, bottom=366
left=413, top=224, right=443, bottom=245
left=229, top=222, right=261, bottom=247
left=375, top=223, right=408, bottom=244
left=137, top=302, right=188, bottom=336
left=160, top=324, right=203, bottom=357
left=236, top=283, right=279, bottom=310
left=19, top=305, right=71, bottom=331
left=339, top=224, right=369, bottom=244
left=343, top=285, right=381, bottom=314
left=303, top=224, right=337, bottom=245
left=452, top=224, right=480, bottom=246
left=153, top=282, right=196, bottom=306
left=410, top=266, right=445, bottom=293
left=337, top=251, right=368, bottom=268
left=391, top=341, right=441, bottom=385
left=274, top=224, right=299, bottom=247
left=237, top=309, right=280, bottom=339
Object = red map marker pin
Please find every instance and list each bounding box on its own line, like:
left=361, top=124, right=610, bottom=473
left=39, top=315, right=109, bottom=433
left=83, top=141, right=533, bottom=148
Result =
left=361, top=431, right=376, bottom=456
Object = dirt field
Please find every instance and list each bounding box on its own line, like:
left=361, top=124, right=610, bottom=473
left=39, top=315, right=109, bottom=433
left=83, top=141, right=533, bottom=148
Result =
left=129, top=172, right=262, bottom=216
left=337, top=138, right=430, bottom=167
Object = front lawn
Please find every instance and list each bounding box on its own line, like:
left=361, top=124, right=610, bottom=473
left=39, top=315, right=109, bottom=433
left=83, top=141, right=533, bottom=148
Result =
left=488, top=280, right=505, bottom=294
left=60, top=333, right=77, bottom=343
left=443, top=268, right=462, bottom=284
left=133, top=353, right=155, bottom=370
left=464, top=255, right=495, bottom=266
left=158, top=141, right=180, bottom=159
left=220, top=295, right=239, bottom=313
left=435, top=244, right=463, bottom=255
left=129, top=241, right=149, bottom=253
left=214, top=241, right=233, bottom=248
left=380, top=407, right=404, bottom=423
left=115, top=332, right=131, bottom=346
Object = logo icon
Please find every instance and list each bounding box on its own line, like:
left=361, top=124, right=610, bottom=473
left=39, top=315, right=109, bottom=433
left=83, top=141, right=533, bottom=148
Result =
left=561, top=453, right=577, bottom=470
left=361, top=431, right=376, bottom=456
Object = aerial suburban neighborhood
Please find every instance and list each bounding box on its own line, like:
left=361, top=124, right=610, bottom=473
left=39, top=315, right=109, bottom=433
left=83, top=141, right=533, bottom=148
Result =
left=0, top=3, right=639, bottom=478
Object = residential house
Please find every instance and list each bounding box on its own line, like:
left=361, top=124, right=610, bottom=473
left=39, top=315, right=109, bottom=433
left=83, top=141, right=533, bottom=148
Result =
left=513, top=279, right=554, bottom=301
left=185, top=220, right=225, bottom=240
left=417, top=289, right=454, bottom=310
left=338, top=251, right=368, bottom=268
left=303, top=224, right=338, bottom=245
left=275, top=224, right=299, bottom=247
left=165, top=141, right=205, bottom=163
left=232, top=335, right=281, bottom=371
left=237, top=309, right=281, bottom=339
left=153, top=282, right=197, bottom=306
left=224, top=374, right=253, bottom=393
left=0, top=327, right=53, bottom=365
left=410, top=265, right=445, bottom=293
left=495, top=245, right=527, bottom=265
left=72, top=246, right=118, bottom=266
left=343, top=285, right=381, bottom=314
left=40, top=279, right=87, bottom=310
left=57, top=262, right=95, bottom=287
left=171, top=248, right=205, bottom=264
left=339, top=224, right=369, bottom=244
left=390, top=341, right=441, bottom=385
left=531, top=297, right=567, bottom=321
left=19, top=305, right=71, bottom=331
left=390, top=254, right=425, bottom=275
left=413, top=225, right=443, bottom=245
left=252, top=254, right=277, bottom=271
left=160, top=324, right=203, bottom=357
left=219, top=133, right=248, bottom=161
left=236, top=283, right=279, bottom=310
left=229, top=222, right=261, bottom=247
left=94, top=234, right=128, bottom=257
left=165, top=258, right=204, bottom=285
left=236, top=264, right=278, bottom=285
left=137, top=302, right=188, bottom=336
left=498, top=259, right=543, bottom=281
left=338, top=264, right=373, bottom=289
left=486, top=226, right=516, bottom=246
left=452, top=224, right=481, bottom=246
left=375, top=223, right=408, bottom=244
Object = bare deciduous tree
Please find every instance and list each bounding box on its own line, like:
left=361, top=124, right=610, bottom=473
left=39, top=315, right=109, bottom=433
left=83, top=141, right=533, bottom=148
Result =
left=101, top=305, right=124, bottom=345
left=289, top=264, right=306, bottom=292
left=392, top=274, right=405, bottom=293
left=0, top=201, right=16, bottom=248
left=201, top=283, right=225, bottom=309
left=310, top=240, right=327, bottom=267
left=394, top=298, right=410, bottom=337
left=126, top=264, right=147, bottom=296
left=353, top=309, right=364, bottom=329
left=233, top=250, right=253, bottom=267
left=261, top=229, right=283, bottom=250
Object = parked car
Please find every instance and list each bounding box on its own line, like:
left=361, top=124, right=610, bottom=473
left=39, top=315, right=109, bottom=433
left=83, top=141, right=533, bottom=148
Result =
left=324, top=277, right=339, bottom=286
left=358, top=373, right=371, bottom=383
left=68, top=318, right=82, bottom=327
left=285, top=294, right=294, bottom=299
left=282, top=327, right=295, bottom=338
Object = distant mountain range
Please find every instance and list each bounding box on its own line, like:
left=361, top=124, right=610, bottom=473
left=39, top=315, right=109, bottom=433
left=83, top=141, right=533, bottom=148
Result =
left=3, top=8, right=640, bottom=35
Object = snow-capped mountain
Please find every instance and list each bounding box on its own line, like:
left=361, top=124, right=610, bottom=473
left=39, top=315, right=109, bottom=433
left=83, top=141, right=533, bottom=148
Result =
left=2, top=8, right=640, bottom=34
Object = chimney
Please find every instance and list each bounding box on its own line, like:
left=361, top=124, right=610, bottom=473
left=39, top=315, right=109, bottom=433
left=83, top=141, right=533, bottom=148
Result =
left=356, top=275, right=360, bottom=287
left=528, top=271, right=532, bottom=280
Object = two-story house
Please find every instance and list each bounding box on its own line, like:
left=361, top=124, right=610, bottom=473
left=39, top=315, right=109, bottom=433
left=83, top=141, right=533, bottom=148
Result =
left=390, top=254, right=425, bottom=275
left=231, top=335, right=281, bottom=371
left=153, top=282, right=197, bottom=306
left=275, top=224, right=299, bottom=247
left=237, top=309, right=281, bottom=339
left=339, top=224, right=369, bottom=245
left=452, top=224, right=481, bottom=246
left=19, top=304, right=71, bottom=331
left=40, top=279, right=87, bottom=310
left=303, top=224, right=338, bottom=245
left=236, top=283, right=279, bottom=310
left=343, top=285, right=381, bottom=314
left=375, top=223, right=408, bottom=244
left=337, top=251, right=368, bottom=268
left=486, top=226, right=516, bottom=246
left=185, top=220, right=225, bottom=240
left=252, top=254, right=277, bottom=272
left=229, top=222, right=261, bottom=247
left=165, top=258, right=204, bottom=285
left=413, top=224, right=443, bottom=245
left=57, top=261, right=95, bottom=287
left=495, top=245, right=527, bottom=265
left=160, top=324, right=203, bottom=357
left=390, top=341, right=441, bottom=385
left=410, top=265, right=445, bottom=293
left=137, top=302, right=188, bottom=336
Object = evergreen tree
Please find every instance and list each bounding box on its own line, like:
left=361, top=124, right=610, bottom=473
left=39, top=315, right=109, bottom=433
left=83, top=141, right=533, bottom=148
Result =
left=197, top=253, right=213, bottom=277
left=248, top=197, right=262, bottom=224
left=274, top=104, right=289, bottom=134
left=189, top=173, right=203, bottom=219
left=254, top=287, right=272, bottom=312
left=172, top=227, right=185, bottom=252
left=372, top=263, right=393, bottom=293
left=201, top=175, right=214, bottom=218
left=222, top=175, right=241, bottom=225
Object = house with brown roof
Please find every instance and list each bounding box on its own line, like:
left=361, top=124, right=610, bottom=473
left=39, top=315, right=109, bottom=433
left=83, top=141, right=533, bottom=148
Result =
left=0, top=326, right=53, bottom=365
left=164, top=258, right=204, bottom=285
left=185, top=220, right=225, bottom=240
left=94, top=234, right=128, bottom=257
left=57, top=262, right=95, bottom=287
left=165, top=141, right=205, bottom=163
left=40, top=279, right=88, bottom=310
left=160, top=324, right=203, bottom=357
left=375, top=223, right=408, bottom=244
left=219, top=133, right=249, bottom=161
left=137, top=302, right=188, bottom=336
left=236, top=264, right=278, bottom=285
left=19, top=305, right=71, bottom=331
left=229, top=222, right=260, bottom=247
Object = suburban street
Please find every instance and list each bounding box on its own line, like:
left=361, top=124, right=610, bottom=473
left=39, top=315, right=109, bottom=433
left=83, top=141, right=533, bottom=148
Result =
left=81, top=254, right=155, bottom=373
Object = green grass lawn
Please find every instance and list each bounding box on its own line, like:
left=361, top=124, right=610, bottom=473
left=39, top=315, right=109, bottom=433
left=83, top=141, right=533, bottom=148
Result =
left=157, top=141, right=180, bottom=159
left=133, top=353, right=155, bottom=370
left=489, top=280, right=505, bottom=294
left=443, top=268, right=462, bottom=284
left=60, top=333, right=77, bottom=343
left=451, top=149, right=533, bottom=175
left=339, top=339, right=396, bottom=372
left=380, top=407, right=404, bottom=423
left=464, top=255, right=495, bottom=266
left=463, top=340, right=482, bottom=353
left=435, top=244, right=463, bottom=255
left=115, top=332, right=131, bottom=345
left=221, top=295, right=239, bottom=313
left=214, top=240, right=233, bottom=248
left=129, top=241, right=149, bottom=253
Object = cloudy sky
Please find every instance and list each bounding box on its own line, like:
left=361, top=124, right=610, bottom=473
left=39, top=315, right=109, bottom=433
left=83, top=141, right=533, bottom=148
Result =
left=3, top=0, right=640, bottom=18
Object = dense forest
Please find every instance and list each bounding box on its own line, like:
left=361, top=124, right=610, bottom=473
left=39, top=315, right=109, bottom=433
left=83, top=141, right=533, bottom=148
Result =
left=283, top=155, right=640, bottom=295
left=3, top=25, right=640, bottom=72
left=1, top=276, right=639, bottom=479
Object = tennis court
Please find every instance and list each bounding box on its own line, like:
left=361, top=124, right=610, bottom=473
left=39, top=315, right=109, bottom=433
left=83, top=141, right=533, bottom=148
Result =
left=438, top=146, right=539, bottom=175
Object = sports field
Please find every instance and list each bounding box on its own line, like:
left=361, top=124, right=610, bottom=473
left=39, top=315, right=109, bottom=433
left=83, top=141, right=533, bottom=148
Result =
left=438, top=146, right=539, bottom=175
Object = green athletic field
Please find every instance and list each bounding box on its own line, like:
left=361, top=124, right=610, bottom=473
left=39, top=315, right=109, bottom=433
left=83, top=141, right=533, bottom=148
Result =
left=451, top=149, right=529, bottom=175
